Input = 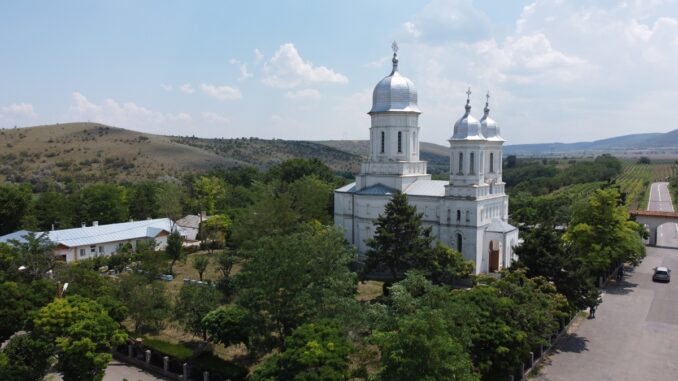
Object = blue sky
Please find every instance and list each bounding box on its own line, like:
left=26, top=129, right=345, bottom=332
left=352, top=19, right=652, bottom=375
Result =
left=1, top=0, right=678, bottom=145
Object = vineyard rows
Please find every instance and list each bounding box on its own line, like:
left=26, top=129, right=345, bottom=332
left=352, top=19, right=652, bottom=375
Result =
left=548, top=162, right=678, bottom=210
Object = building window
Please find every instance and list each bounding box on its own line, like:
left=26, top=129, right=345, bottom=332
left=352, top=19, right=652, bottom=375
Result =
left=466, top=210, right=470, bottom=222
left=79, top=248, right=86, bottom=257
left=470, top=152, right=475, bottom=173
left=456, top=233, right=463, bottom=253
left=490, top=152, right=495, bottom=173
left=447, top=209, right=451, bottom=222
left=456, top=210, right=461, bottom=222
left=397, top=131, right=402, bottom=153
left=380, top=131, right=385, bottom=153
left=412, top=131, right=417, bottom=153
left=458, top=153, right=463, bottom=173
left=99, top=246, right=104, bottom=254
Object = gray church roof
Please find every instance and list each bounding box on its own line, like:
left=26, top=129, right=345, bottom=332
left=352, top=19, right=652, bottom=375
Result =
left=485, top=218, right=517, bottom=233
left=335, top=180, right=447, bottom=198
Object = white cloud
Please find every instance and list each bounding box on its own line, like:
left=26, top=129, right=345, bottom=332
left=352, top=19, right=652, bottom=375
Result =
left=67, top=92, right=192, bottom=133
left=284, top=88, right=321, bottom=100
left=364, top=55, right=391, bottom=69
left=1, top=103, right=37, bottom=118
left=403, top=21, right=422, bottom=38
left=254, top=48, right=264, bottom=63
left=230, top=59, right=253, bottom=81
left=0, top=102, right=38, bottom=127
left=180, top=83, right=195, bottom=94
left=202, top=111, right=230, bottom=125
left=200, top=83, right=242, bottom=101
left=262, top=43, right=348, bottom=88
left=160, top=84, right=173, bottom=92
left=401, top=0, right=492, bottom=43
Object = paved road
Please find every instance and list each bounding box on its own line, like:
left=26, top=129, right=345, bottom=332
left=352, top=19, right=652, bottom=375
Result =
left=535, top=182, right=678, bottom=381
left=45, top=360, right=167, bottom=381
left=648, top=182, right=678, bottom=247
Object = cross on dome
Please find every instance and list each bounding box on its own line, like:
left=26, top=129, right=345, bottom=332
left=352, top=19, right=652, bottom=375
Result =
left=484, top=91, right=491, bottom=115
left=391, top=41, right=399, bottom=73
left=465, top=87, right=472, bottom=114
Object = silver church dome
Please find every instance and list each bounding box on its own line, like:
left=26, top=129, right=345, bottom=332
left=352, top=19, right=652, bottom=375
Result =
left=369, top=46, right=420, bottom=114
left=452, top=89, right=485, bottom=141
left=480, top=93, right=503, bottom=141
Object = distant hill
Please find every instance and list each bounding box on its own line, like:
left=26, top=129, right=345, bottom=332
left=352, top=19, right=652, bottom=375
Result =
left=316, top=140, right=450, bottom=173
left=504, top=131, right=678, bottom=156
left=0, top=123, right=361, bottom=187
left=4, top=122, right=677, bottom=188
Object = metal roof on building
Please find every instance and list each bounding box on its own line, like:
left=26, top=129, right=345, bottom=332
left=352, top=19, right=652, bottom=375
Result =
left=403, top=180, right=447, bottom=197
left=0, top=230, right=36, bottom=245
left=485, top=218, right=517, bottom=233
left=46, top=218, right=178, bottom=248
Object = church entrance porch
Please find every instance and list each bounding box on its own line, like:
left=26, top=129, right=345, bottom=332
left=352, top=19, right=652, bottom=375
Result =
left=489, top=241, right=500, bottom=272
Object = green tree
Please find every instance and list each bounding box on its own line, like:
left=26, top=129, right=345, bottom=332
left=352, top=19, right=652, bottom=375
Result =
left=174, top=283, right=221, bottom=340
left=0, top=184, right=31, bottom=235
left=128, top=181, right=160, bottom=220
left=363, top=191, right=434, bottom=280
left=231, top=189, right=300, bottom=247
left=0, top=279, right=54, bottom=341
left=199, top=214, right=231, bottom=254
left=286, top=175, right=334, bottom=224
left=32, top=191, right=74, bottom=230
left=515, top=224, right=601, bottom=310
left=203, top=305, right=251, bottom=348
left=11, top=232, right=56, bottom=280
left=0, top=332, right=53, bottom=381
left=76, top=184, right=128, bottom=225
left=373, top=309, right=478, bottom=381
left=34, top=296, right=127, bottom=381
left=564, top=188, right=645, bottom=275
left=191, top=176, right=227, bottom=215
left=251, top=320, right=353, bottom=381
left=236, top=223, right=356, bottom=351
left=268, top=158, right=338, bottom=186
left=117, top=274, right=170, bottom=333
left=192, top=255, right=210, bottom=281
left=637, top=156, right=651, bottom=164
left=410, top=242, right=474, bottom=285
left=165, top=230, right=185, bottom=274
left=156, top=181, right=184, bottom=222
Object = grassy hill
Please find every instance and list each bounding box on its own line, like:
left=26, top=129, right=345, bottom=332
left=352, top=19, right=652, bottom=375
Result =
left=0, top=123, right=361, bottom=187
left=317, top=140, right=450, bottom=174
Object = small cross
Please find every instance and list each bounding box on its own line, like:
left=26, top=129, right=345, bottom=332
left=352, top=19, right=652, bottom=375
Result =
left=486, top=91, right=490, bottom=103
left=392, top=41, right=399, bottom=54
left=466, top=87, right=472, bottom=102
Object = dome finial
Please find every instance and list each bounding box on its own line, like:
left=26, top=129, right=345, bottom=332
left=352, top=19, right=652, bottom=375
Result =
left=465, top=87, right=472, bottom=114
left=391, top=41, right=399, bottom=73
left=484, top=90, right=490, bottom=116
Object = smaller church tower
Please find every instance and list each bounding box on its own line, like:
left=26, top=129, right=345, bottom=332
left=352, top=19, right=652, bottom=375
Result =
left=355, top=42, right=430, bottom=192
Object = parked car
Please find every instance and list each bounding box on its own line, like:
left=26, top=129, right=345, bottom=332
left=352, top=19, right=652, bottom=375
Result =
left=653, top=267, right=671, bottom=283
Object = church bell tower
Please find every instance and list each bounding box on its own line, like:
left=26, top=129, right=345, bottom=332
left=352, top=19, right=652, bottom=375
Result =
left=355, top=42, right=430, bottom=191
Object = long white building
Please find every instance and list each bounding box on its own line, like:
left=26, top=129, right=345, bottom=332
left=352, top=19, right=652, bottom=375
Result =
left=0, top=218, right=181, bottom=263
left=334, top=45, right=519, bottom=274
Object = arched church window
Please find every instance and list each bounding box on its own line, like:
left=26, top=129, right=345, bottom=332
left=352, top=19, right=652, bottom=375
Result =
left=447, top=209, right=451, bottom=223
left=456, top=233, right=463, bottom=253
left=465, top=210, right=470, bottom=222
left=397, top=131, right=402, bottom=153
left=456, top=210, right=461, bottom=222
left=470, top=152, right=475, bottom=173
left=380, top=131, right=385, bottom=153
left=458, top=153, right=463, bottom=173
left=490, top=152, right=495, bottom=173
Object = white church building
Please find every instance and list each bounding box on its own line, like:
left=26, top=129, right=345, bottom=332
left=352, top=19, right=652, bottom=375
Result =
left=334, top=45, right=519, bottom=274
